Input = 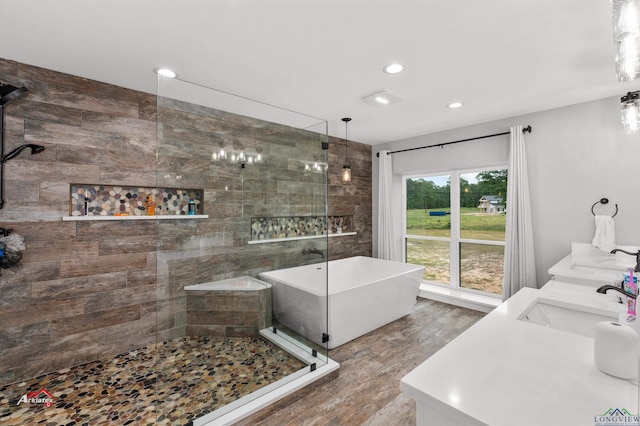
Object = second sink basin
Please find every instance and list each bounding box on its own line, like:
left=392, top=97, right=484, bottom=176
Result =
left=518, top=298, right=620, bottom=338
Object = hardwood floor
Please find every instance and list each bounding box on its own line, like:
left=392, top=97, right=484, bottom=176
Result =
left=237, top=298, right=486, bottom=425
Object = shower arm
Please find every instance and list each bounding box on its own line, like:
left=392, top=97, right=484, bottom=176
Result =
left=0, top=104, right=5, bottom=209
left=0, top=103, right=45, bottom=208
left=0, top=83, right=36, bottom=209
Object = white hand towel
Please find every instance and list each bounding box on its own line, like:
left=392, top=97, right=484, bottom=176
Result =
left=592, top=215, right=616, bottom=253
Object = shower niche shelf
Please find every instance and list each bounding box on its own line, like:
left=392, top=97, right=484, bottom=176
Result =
left=63, top=184, right=207, bottom=221
left=63, top=215, right=209, bottom=221
left=247, top=231, right=357, bottom=245
left=248, top=215, right=355, bottom=244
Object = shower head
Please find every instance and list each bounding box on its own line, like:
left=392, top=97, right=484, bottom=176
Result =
left=0, top=83, right=32, bottom=209
left=1, top=144, right=46, bottom=163
left=0, top=83, right=28, bottom=107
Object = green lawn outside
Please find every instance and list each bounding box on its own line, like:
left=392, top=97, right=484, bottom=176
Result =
left=406, top=208, right=505, bottom=241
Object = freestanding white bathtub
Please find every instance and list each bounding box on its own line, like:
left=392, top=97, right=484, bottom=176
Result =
left=259, top=256, right=425, bottom=349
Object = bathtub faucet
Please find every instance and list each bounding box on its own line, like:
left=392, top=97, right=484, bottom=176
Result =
left=302, top=247, right=325, bottom=258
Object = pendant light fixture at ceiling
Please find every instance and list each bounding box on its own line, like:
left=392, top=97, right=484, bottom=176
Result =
left=613, top=0, right=640, bottom=81
left=621, top=91, right=640, bottom=134
left=341, top=117, right=352, bottom=182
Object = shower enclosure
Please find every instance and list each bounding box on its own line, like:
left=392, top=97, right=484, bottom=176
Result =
left=154, top=75, right=330, bottom=423
left=0, top=59, right=329, bottom=426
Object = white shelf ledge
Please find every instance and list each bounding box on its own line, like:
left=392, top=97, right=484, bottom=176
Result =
left=62, top=215, right=209, bottom=221
left=248, top=231, right=357, bottom=244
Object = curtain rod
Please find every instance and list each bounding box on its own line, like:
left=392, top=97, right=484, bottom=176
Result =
left=375, top=125, right=532, bottom=157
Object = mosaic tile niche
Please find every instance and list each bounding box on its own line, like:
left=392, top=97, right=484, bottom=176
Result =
left=250, top=215, right=353, bottom=241
left=70, top=184, right=203, bottom=216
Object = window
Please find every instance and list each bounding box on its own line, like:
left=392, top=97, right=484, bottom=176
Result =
left=404, top=168, right=507, bottom=296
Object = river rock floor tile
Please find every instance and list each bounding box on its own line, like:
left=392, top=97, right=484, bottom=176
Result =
left=0, top=336, right=306, bottom=425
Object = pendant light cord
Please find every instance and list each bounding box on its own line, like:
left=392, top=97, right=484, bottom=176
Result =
left=342, top=117, right=351, bottom=163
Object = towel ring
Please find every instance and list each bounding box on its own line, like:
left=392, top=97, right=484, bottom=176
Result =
left=591, top=198, right=618, bottom=218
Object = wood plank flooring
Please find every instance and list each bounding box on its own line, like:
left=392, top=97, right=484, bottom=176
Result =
left=237, top=298, right=486, bottom=425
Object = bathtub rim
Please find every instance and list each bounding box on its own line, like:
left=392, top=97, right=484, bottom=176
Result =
left=258, top=256, right=425, bottom=296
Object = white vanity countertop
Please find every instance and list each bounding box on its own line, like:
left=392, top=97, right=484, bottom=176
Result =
left=548, top=253, right=622, bottom=286
left=400, top=285, right=637, bottom=426
left=548, top=242, right=639, bottom=287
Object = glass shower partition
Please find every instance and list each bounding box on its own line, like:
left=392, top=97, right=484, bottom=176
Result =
left=155, top=75, right=329, bottom=424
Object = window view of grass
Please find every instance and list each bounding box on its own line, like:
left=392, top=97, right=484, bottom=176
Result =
left=406, top=238, right=450, bottom=284
left=405, top=170, right=507, bottom=295
left=406, top=209, right=505, bottom=294
left=406, top=207, right=506, bottom=240
left=460, top=243, right=504, bottom=294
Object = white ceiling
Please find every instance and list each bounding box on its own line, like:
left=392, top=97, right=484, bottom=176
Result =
left=1, top=0, right=639, bottom=145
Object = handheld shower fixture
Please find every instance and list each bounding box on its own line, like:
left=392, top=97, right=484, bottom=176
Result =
left=0, top=82, right=36, bottom=209
left=1, top=144, right=45, bottom=163
left=0, top=83, right=29, bottom=107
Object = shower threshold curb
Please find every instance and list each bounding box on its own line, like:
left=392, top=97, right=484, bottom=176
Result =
left=195, top=329, right=339, bottom=426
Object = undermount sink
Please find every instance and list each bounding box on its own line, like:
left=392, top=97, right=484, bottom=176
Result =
left=518, top=298, right=620, bottom=338
left=572, top=257, right=630, bottom=271
left=570, top=242, right=635, bottom=271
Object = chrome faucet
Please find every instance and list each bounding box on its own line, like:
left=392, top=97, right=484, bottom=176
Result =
left=302, top=247, right=324, bottom=258
left=610, top=248, right=640, bottom=272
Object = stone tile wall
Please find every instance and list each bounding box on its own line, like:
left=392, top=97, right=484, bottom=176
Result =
left=0, top=58, right=372, bottom=385
left=250, top=215, right=353, bottom=241
left=185, top=287, right=272, bottom=338
left=327, top=135, right=372, bottom=260
left=69, top=184, right=203, bottom=216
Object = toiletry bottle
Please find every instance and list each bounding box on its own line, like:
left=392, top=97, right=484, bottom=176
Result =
left=188, top=198, right=196, bottom=215
left=624, top=267, right=637, bottom=321
left=146, top=195, right=155, bottom=216
left=115, top=199, right=129, bottom=216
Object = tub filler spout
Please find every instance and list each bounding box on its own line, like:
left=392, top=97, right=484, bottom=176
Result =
left=302, top=247, right=325, bottom=258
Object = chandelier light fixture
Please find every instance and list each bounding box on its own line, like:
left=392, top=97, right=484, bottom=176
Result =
left=621, top=91, right=640, bottom=134
left=304, top=161, right=327, bottom=173
left=211, top=148, right=263, bottom=166
left=341, top=117, right=352, bottom=182
left=613, top=0, right=640, bottom=81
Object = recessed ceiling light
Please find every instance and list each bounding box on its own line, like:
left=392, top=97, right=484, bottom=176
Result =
left=447, top=102, right=464, bottom=109
left=154, top=68, right=177, bottom=78
left=383, top=63, right=404, bottom=74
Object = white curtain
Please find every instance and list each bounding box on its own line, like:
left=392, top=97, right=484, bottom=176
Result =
left=377, top=150, right=402, bottom=261
left=503, top=125, right=537, bottom=300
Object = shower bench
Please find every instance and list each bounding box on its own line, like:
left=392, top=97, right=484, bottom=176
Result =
left=184, top=276, right=272, bottom=338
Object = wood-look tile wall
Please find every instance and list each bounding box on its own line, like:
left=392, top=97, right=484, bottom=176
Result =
left=0, top=58, right=371, bottom=386
left=185, top=287, right=272, bottom=338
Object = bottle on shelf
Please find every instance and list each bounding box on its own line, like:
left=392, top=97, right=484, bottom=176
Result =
left=115, top=199, right=129, bottom=216
left=146, top=195, right=156, bottom=216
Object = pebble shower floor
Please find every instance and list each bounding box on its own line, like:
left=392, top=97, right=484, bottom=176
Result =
left=0, top=336, right=306, bottom=425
